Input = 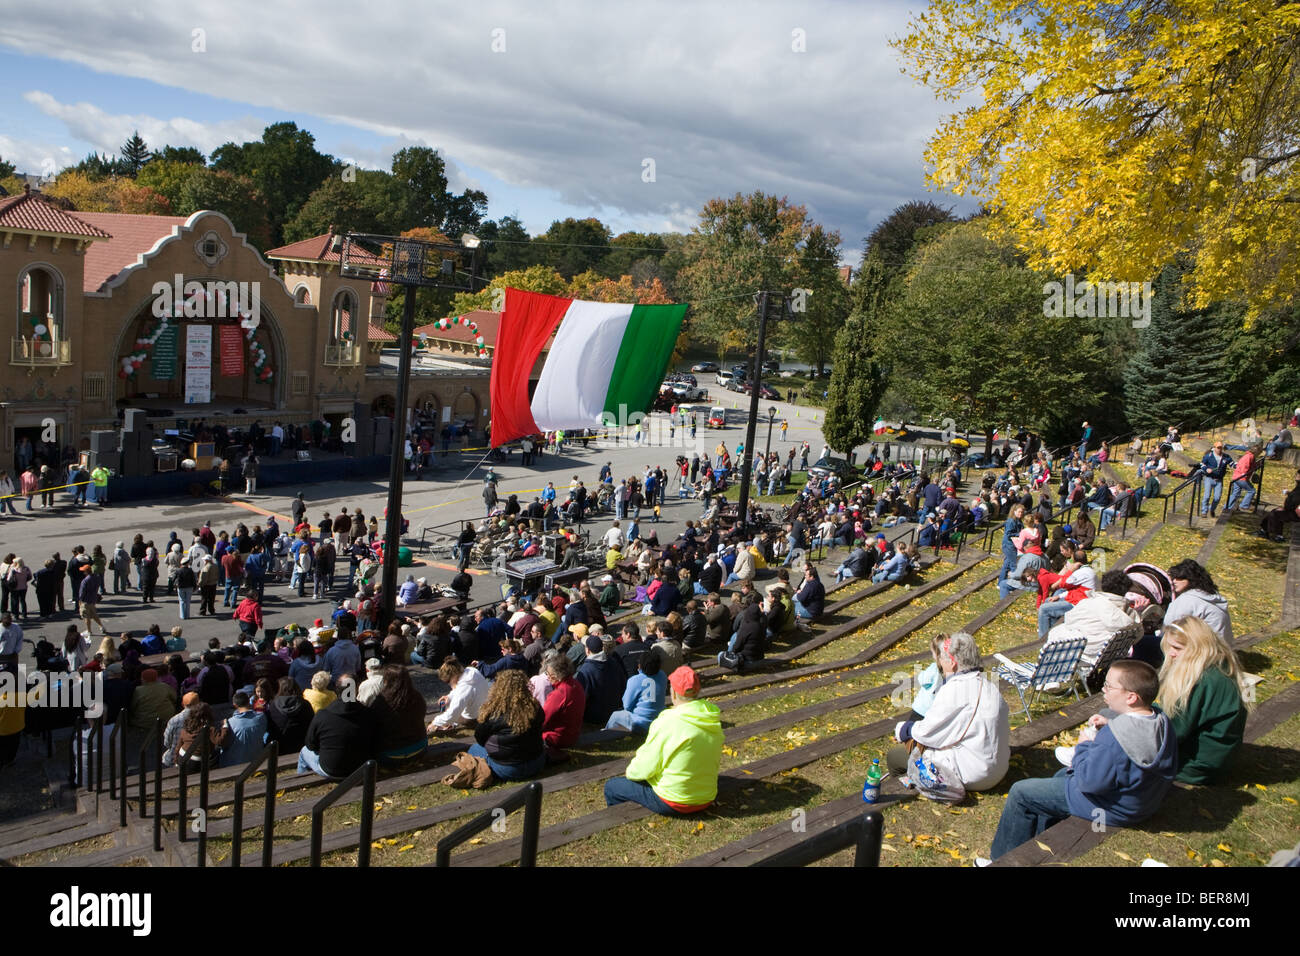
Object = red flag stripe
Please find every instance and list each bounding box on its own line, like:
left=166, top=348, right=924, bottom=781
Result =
left=488, top=289, right=573, bottom=445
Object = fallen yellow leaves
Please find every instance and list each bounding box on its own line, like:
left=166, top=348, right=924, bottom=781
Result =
left=1114, top=851, right=1134, bottom=862
left=1217, top=843, right=1232, bottom=853
left=1283, top=797, right=1298, bottom=805
left=1035, top=840, right=1053, bottom=853
left=398, top=844, right=414, bottom=853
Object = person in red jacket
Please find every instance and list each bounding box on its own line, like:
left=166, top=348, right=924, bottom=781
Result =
left=540, top=651, right=585, bottom=760
left=233, top=591, right=264, bottom=641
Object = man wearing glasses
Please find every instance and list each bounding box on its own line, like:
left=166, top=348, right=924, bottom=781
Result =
left=982, top=659, right=1177, bottom=863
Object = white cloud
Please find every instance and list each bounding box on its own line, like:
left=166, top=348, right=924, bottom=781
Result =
left=0, top=0, right=977, bottom=252
left=21, top=91, right=265, bottom=168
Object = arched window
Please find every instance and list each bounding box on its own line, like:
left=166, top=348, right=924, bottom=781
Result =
left=330, top=288, right=358, bottom=345
left=293, top=284, right=312, bottom=305
left=18, top=265, right=65, bottom=340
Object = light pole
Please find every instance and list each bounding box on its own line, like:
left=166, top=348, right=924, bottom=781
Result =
left=736, top=291, right=790, bottom=533
left=339, top=232, right=482, bottom=626
left=762, top=405, right=777, bottom=494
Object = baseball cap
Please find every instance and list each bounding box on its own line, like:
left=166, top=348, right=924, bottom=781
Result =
left=584, top=635, right=603, bottom=653
left=668, top=666, right=701, bottom=696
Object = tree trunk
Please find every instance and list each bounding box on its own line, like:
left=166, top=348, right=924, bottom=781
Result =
left=984, top=427, right=994, bottom=457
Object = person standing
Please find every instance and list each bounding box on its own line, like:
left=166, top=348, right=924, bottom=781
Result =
left=7, top=558, right=32, bottom=620
left=197, top=555, right=219, bottom=616
left=1199, top=441, right=1232, bottom=518
left=78, top=569, right=106, bottom=636
left=175, top=562, right=197, bottom=620
left=90, top=463, right=110, bottom=506
left=242, top=453, right=259, bottom=496
left=0, top=471, right=18, bottom=516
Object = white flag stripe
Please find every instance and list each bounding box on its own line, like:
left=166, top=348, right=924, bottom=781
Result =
left=529, top=299, right=634, bottom=431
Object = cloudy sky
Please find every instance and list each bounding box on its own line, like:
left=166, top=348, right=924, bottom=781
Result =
left=0, top=0, right=977, bottom=261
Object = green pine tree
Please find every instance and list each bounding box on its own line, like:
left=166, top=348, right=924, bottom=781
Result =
left=1123, top=264, right=1233, bottom=435
left=120, top=131, right=150, bottom=177
left=822, top=257, right=889, bottom=454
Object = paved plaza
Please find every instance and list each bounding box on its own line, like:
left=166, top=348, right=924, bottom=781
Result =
left=0, top=401, right=832, bottom=653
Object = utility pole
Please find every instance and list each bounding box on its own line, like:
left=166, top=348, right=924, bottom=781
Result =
left=736, top=291, right=788, bottom=534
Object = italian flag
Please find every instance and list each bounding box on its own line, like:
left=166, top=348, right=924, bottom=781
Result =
left=489, top=288, right=688, bottom=445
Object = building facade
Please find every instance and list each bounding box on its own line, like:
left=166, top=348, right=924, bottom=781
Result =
left=0, top=189, right=493, bottom=469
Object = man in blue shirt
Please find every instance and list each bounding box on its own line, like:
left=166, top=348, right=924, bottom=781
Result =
left=218, top=691, right=268, bottom=768
left=474, top=606, right=508, bottom=662
left=243, top=545, right=268, bottom=601
left=1199, top=441, right=1232, bottom=518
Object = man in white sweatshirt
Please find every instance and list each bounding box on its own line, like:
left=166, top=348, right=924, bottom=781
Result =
left=1044, top=569, right=1143, bottom=671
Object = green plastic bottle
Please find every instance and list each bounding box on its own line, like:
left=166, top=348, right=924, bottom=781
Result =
left=863, top=757, right=884, bottom=803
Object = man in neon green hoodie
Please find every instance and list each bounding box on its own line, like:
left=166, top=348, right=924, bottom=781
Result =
left=603, top=665, right=724, bottom=815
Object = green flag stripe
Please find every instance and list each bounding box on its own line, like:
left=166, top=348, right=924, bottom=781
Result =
left=604, top=303, right=688, bottom=416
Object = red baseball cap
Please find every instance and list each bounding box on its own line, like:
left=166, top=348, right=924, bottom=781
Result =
left=668, top=666, right=700, bottom=696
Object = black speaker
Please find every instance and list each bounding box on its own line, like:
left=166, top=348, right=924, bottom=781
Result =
left=90, top=430, right=119, bottom=454
left=123, top=407, right=147, bottom=432
left=371, top=416, right=392, bottom=458
left=119, top=441, right=154, bottom=477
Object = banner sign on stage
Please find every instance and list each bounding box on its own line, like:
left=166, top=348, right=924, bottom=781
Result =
left=151, top=323, right=178, bottom=380
left=185, top=323, right=212, bottom=404
left=219, top=324, right=244, bottom=377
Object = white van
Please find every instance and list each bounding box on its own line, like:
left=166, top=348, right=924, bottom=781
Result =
left=715, top=370, right=735, bottom=388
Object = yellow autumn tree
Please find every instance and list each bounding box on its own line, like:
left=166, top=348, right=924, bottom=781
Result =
left=895, top=0, right=1300, bottom=315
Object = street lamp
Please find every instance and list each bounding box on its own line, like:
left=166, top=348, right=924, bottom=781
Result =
left=736, top=292, right=790, bottom=532
left=339, top=231, right=483, bottom=625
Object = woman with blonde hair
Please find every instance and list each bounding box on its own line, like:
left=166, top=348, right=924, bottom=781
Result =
left=1159, top=616, right=1250, bottom=785
left=469, top=669, right=545, bottom=781
left=97, top=635, right=119, bottom=665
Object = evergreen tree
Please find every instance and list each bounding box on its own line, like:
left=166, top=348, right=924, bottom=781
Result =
left=120, top=131, right=150, bottom=177
left=1123, top=265, right=1232, bottom=435
left=821, top=265, right=889, bottom=455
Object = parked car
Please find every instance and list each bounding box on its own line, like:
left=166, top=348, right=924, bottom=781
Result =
left=741, top=381, right=781, bottom=400
left=762, top=358, right=780, bottom=373
left=691, top=361, right=719, bottom=373
left=730, top=363, right=751, bottom=380
left=807, top=456, right=862, bottom=482
left=725, top=377, right=746, bottom=393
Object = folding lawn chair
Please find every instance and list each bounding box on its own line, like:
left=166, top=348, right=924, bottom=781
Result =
left=993, top=637, right=1087, bottom=722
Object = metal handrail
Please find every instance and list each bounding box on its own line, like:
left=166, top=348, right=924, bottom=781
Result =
left=135, top=717, right=163, bottom=852
left=113, top=716, right=127, bottom=826
left=753, top=810, right=884, bottom=867
left=309, top=759, right=377, bottom=868
left=230, top=741, right=279, bottom=868
left=177, top=721, right=213, bottom=868
left=434, top=780, right=544, bottom=868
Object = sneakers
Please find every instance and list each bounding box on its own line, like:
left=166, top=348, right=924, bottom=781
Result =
left=1055, top=745, right=1076, bottom=768
left=974, top=857, right=992, bottom=868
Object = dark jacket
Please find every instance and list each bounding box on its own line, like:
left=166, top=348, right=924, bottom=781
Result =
left=480, top=652, right=528, bottom=679
left=732, top=605, right=766, bottom=663
left=303, top=700, right=378, bottom=778
left=795, top=577, right=826, bottom=618
left=1073, top=518, right=1097, bottom=552
left=475, top=706, right=545, bottom=768
left=265, top=694, right=314, bottom=753
left=704, top=604, right=731, bottom=642
left=613, top=638, right=652, bottom=679
left=575, top=654, right=627, bottom=725
left=698, top=561, right=723, bottom=593
left=681, top=610, right=709, bottom=648
left=649, top=581, right=682, bottom=617
left=372, top=692, right=428, bottom=754
left=842, top=546, right=876, bottom=578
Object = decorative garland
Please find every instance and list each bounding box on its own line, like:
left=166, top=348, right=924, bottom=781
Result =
left=119, top=286, right=275, bottom=382
left=429, top=314, right=489, bottom=357
left=120, top=314, right=170, bottom=379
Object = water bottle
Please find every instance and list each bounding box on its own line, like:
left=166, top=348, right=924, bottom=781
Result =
left=862, top=757, right=883, bottom=803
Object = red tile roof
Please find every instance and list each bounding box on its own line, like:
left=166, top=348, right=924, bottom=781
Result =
left=0, top=192, right=112, bottom=240
left=367, top=322, right=397, bottom=342
left=838, top=265, right=852, bottom=285
left=74, top=211, right=189, bottom=292
left=414, top=309, right=502, bottom=348
left=266, top=229, right=386, bottom=269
